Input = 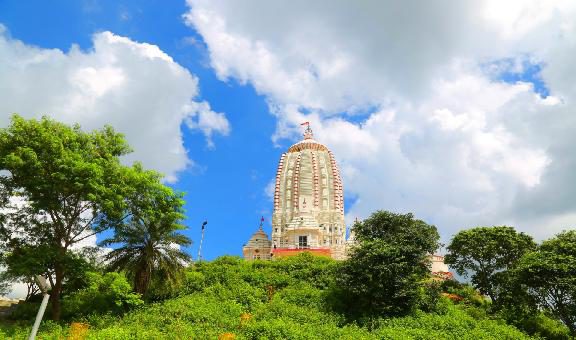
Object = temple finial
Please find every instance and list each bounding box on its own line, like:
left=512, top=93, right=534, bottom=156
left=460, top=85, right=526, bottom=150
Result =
left=300, top=121, right=313, bottom=139
left=259, top=216, right=264, bottom=230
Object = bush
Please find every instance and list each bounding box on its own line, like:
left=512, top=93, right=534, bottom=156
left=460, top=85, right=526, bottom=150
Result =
left=417, top=280, right=446, bottom=314
left=62, top=271, right=143, bottom=319
left=181, top=253, right=336, bottom=296
left=375, top=303, right=531, bottom=339
left=1, top=255, right=535, bottom=339
left=441, top=280, right=489, bottom=308
left=516, top=313, right=571, bottom=340
left=0, top=320, right=66, bottom=339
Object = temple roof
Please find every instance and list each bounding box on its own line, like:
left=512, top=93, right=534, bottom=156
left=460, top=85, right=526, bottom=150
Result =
left=244, top=228, right=272, bottom=249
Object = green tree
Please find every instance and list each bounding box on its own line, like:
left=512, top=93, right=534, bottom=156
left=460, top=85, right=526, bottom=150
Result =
left=102, top=170, right=192, bottom=297
left=336, top=211, right=440, bottom=318
left=515, top=230, right=576, bottom=335
left=444, top=226, right=536, bottom=306
left=0, top=115, right=131, bottom=320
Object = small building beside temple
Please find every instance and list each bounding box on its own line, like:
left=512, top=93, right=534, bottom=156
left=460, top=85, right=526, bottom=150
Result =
left=242, top=226, right=272, bottom=260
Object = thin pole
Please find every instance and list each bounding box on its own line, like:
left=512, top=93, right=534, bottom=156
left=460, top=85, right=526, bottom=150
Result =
left=197, top=220, right=207, bottom=262
left=29, top=276, right=49, bottom=340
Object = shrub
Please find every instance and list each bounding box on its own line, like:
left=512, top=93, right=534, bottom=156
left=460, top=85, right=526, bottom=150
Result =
left=441, top=280, right=489, bottom=308
left=62, top=271, right=143, bottom=319
left=1, top=256, right=535, bottom=340
left=516, top=313, right=571, bottom=340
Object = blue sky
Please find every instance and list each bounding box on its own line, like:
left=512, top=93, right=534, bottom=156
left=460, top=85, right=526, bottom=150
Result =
left=0, top=0, right=285, bottom=259
left=1, top=0, right=576, bottom=262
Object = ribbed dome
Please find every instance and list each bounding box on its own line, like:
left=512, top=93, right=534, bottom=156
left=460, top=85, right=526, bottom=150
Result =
left=287, top=139, right=329, bottom=153
left=271, top=124, right=346, bottom=259
left=273, top=127, right=343, bottom=215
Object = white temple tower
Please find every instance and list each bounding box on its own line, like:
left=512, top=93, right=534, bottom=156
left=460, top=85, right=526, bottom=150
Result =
left=270, top=123, right=347, bottom=259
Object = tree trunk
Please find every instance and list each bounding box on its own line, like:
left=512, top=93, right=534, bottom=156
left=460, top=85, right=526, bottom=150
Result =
left=134, top=268, right=150, bottom=297
left=50, top=264, right=64, bottom=321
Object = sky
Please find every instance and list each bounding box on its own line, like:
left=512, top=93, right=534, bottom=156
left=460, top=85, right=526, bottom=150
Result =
left=1, top=0, right=576, bottom=262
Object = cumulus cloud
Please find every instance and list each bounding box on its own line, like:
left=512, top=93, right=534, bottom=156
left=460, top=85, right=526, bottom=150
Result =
left=185, top=101, right=230, bottom=148
left=0, top=26, right=229, bottom=182
left=185, top=0, right=576, bottom=241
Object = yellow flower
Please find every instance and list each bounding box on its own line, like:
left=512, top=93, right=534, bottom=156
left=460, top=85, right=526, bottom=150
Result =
left=68, top=322, right=89, bottom=340
left=218, top=332, right=236, bottom=340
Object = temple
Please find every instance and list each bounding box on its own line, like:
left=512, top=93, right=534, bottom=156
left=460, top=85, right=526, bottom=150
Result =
left=243, top=123, right=351, bottom=260
left=242, top=124, right=451, bottom=278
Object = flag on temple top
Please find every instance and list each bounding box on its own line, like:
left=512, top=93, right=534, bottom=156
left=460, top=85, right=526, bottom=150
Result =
left=261, top=216, right=265, bottom=222
left=300, top=121, right=309, bottom=126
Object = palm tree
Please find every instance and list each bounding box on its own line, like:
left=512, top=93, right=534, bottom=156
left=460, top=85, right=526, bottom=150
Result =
left=102, top=213, right=192, bottom=296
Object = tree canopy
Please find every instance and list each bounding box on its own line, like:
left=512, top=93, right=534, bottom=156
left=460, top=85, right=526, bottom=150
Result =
left=336, top=211, right=440, bottom=318
left=0, top=115, right=188, bottom=320
left=515, top=230, right=576, bottom=335
left=102, top=167, right=192, bottom=296
left=444, top=226, right=536, bottom=305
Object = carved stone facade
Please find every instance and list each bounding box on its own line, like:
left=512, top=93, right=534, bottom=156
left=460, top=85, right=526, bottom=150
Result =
left=243, top=124, right=350, bottom=260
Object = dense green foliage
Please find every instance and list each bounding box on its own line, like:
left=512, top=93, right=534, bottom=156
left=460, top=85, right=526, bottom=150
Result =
left=0, top=254, right=533, bottom=339
left=0, top=115, right=132, bottom=320
left=445, top=226, right=574, bottom=337
left=102, top=164, right=192, bottom=296
left=515, top=230, right=576, bottom=335
left=444, top=226, right=536, bottom=305
left=62, top=272, right=144, bottom=319
left=337, top=211, right=440, bottom=318
left=6, top=271, right=143, bottom=322
left=0, top=115, right=189, bottom=320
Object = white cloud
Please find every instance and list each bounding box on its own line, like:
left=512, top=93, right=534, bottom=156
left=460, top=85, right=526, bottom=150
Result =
left=185, top=0, right=576, bottom=241
left=0, top=27, right=230, bottom=182
left=185, top=101, right=230, bottom=148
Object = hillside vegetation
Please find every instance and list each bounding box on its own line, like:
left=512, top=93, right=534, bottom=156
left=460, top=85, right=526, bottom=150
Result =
left=0, top=254, right=539, bottom=339
left=1, top=117, right=574, bottom=339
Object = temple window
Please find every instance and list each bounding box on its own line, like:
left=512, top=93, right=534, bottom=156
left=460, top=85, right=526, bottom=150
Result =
left=298, top=235, right=308, bottom=248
